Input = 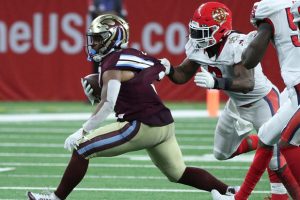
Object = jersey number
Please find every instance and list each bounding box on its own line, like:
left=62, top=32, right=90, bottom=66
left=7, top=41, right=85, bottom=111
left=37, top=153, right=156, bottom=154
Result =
left=286, top=7, right=300, bottom=47
left=207, top=65, right=222, bottom=78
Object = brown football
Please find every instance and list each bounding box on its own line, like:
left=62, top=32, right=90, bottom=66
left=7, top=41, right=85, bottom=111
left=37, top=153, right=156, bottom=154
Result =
left=82, top=73, right=101, bottom=100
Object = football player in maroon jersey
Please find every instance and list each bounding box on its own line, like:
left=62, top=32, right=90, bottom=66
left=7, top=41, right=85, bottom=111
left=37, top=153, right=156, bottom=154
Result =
left=27, top=14, right=238, bottom=200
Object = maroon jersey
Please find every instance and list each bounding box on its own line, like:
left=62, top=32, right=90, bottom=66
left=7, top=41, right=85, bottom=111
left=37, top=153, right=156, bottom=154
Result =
left=99, top=48, right=173, bottom=126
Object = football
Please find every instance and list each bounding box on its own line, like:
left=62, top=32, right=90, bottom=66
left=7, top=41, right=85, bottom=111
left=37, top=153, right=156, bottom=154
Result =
left=82, top=73, right=101, bottom=100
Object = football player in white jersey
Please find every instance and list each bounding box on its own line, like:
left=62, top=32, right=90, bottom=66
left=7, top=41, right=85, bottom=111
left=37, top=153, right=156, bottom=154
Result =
left=211, top=0, right=300, bottom=200
left=160, top=2, right=299, bottom=200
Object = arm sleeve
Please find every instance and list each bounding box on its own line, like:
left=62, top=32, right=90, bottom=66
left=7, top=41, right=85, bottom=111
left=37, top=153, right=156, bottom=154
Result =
left=82, top=79, right=121, bottom=132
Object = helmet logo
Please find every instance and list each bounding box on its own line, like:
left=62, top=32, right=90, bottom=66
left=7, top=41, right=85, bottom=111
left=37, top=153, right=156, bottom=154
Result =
left=101, top=19, right=116, bottom=26
left=97, top=19, right=116, bottom=31
left=212, top=8, right=228, bottom=24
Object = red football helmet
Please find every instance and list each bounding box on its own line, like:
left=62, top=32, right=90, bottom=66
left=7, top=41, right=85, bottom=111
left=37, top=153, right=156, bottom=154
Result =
left=189, top=2, right=232, bottom=49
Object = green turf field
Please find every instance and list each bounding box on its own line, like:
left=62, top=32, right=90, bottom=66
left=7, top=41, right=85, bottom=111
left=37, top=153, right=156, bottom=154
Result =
left=0, top=102, right=272, bottom=200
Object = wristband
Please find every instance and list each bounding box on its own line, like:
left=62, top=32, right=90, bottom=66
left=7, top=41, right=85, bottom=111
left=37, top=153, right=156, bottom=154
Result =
left=213, top=77, right=232, bottom=90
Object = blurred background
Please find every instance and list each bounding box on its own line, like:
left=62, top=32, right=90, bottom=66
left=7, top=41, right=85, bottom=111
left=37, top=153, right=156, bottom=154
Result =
left=0, top=0, right=283, bottom=102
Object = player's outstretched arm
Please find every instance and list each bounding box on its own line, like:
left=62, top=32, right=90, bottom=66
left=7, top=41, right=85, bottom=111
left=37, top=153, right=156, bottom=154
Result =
left=161, top=58, right=199, bottom=84
left=241, top=22, right=273, bottom=69
left=194, top=64, right=254, bottom=93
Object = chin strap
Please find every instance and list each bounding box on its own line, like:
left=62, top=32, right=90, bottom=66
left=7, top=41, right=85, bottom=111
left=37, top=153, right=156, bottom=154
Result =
left=87, top=49, right=102, bottom=62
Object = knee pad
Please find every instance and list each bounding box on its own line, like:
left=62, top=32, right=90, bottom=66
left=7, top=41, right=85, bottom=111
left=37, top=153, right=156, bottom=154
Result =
left=269, top=157, right=280, bottom=171
left=269, top=144, right=287, bottom=171
left=269, top=155, right=286, bottom=171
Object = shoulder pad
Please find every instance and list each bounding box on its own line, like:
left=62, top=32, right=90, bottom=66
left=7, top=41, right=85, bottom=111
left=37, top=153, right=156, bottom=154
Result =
left=254, top=0, right=292, bottom=20
left=227, top=32, right=242, bottom=45
left=116, top=53, right=154, bottom=70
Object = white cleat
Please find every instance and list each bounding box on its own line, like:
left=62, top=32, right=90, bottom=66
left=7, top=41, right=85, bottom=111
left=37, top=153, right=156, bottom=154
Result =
left=211, top=189, right=235, bottom=200
left=27, top=191, right=60, bottom=200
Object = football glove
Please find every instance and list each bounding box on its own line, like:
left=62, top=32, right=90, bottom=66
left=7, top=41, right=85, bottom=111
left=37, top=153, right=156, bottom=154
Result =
left=159, top=58, right=171, bottom=75
left=81, top=78, right=96, bottom=105
left=64, top=128, right=84, bottom=152
left=250, top=2, right=259, bottom=28
left=194, top=67, right=215, bottom=89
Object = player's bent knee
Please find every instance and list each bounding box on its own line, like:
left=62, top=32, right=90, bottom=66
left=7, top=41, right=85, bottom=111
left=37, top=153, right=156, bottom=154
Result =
left=74, top=150, right=89, bottom=160
left=161, top=166, right=186, bottom=183
left=166, top=175, right=178, bottom=183
left=163, top=171, right=182, bottom=182
left=279, top=139, right=290, bottom=148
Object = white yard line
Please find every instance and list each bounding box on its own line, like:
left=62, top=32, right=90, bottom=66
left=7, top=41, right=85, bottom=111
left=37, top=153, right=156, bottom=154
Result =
left=0, top=143, right=213, bottom=150
left=0, top=143, right=62, bottom=148
left=0, top=113, right=92, bottom=122
left=0, top=153, right=71, bottom=158
left=0, top=186, right=269, bottom=194
left=0, top=174, right=267, bottom=182
left=0, top=162, right=251, bottom=169
left=0, top=174, right=166, bottom=180
left=0, top=168, right=15, bottom=173
left=0, top=199, right=23, bottom=200
left=0, top=110, right=217, bottom=122
left=0, top=127, right=76, bottom=133
left=0, top=135, right=213, bottom=141
left=0, top=127, right=214, bottom=135
left=0, top=152, right=254, bottom=162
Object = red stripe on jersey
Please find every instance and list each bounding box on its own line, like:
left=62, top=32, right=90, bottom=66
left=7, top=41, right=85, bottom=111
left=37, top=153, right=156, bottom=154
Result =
left=270, top=88, right=280, bottom=113
left=281, top=108, right=300, bottom=143
left=264, top=88, right=280, bottom=115
left=295, top=83, right=300, bottom=105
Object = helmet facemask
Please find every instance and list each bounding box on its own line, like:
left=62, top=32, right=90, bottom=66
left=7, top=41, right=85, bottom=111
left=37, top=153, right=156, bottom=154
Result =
left=86, top=30, right=113, bottom=62
left=189, top=21, right=219, bottom=49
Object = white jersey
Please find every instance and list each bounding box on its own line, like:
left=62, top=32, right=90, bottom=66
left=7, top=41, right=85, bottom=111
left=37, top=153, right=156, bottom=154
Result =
left=252, top=0, right=300, bottom=88
left=186, top=32, right=272, bottom=106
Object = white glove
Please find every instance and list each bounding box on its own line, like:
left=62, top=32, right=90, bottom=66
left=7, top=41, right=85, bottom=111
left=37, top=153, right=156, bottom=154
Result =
left=81, top=78, right=96, bottom=105
left=64, top=128, right=84, bottom=152
left=159, top=58, right=171, bottom=75
left=158, top=71, right=166, bottom=80
left=250, top=2, right=259, bottom=27
left=194, top=67, right=215, bottom=89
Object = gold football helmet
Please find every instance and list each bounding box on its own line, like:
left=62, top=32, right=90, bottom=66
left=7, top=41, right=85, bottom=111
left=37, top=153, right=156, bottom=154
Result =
left=86, top=14, right=129, bottom=62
